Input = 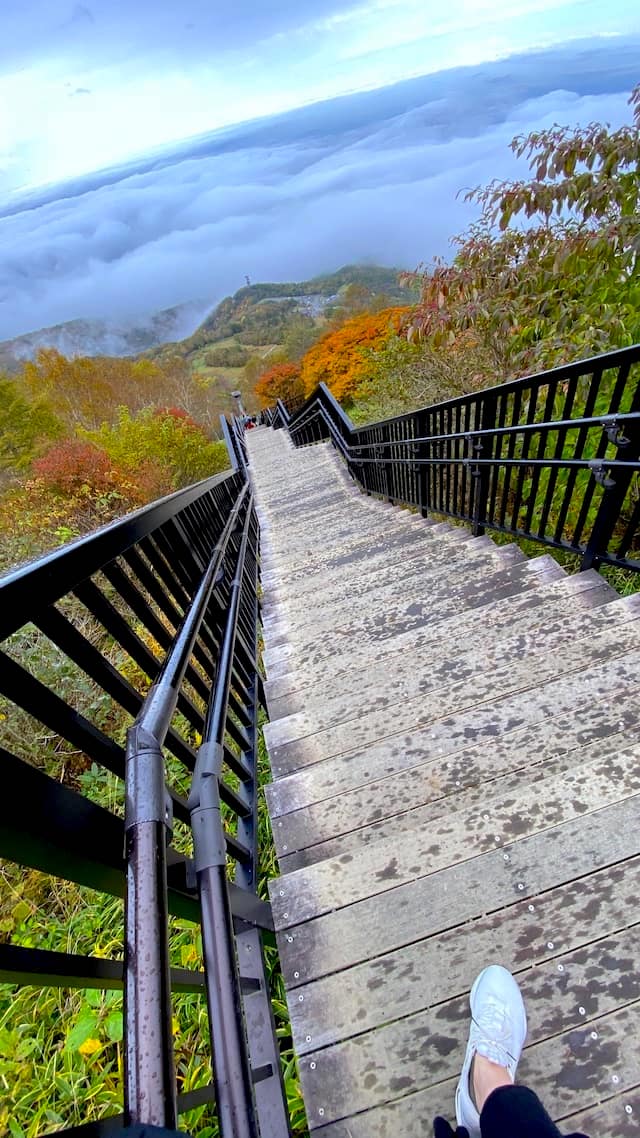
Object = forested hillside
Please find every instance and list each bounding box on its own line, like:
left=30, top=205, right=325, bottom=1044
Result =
left=146, top=264, right=411, bottom=414
left=0, top=265, right=406, bottom=573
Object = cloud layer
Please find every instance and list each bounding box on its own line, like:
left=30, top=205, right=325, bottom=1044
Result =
left=2, top=0, right=637, bottom=193
left=0, top=40, right=637, bottom=341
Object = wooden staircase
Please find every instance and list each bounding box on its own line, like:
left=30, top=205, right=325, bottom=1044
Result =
left=246, top=425, right=640, bottom=1138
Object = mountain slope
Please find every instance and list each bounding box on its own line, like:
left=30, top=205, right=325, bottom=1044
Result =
left=147, top=264, right=413, bottom=411
left=0, top=301, right=208, bottom=373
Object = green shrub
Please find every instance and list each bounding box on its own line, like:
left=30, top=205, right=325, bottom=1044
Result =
left=86, top=407, right=229, bottom=490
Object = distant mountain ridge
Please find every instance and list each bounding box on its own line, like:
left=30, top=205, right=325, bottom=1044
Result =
left=0, top=265, right=408, bottom=375
left=0, top=300, right=209, bottom=372
left=144, top=263, right=411, bottom=418
left=147, top=265, right=409, bottom=363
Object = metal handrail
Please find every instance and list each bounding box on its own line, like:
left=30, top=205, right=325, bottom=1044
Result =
left=0, top=426, right=288, bottom=1138
left=277, top=344, right=640, bottom=573
left=124, top=482, right=250, bottom=1128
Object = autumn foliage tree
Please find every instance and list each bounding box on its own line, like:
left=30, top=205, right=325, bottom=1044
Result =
left=21, top=350, right=166, bottom=429
left=86, top=407, right=229, bottom=491
left=33, top=440, right=116, bottom=496
left=20, top=348, right=221, bottom=432
left=405, top=85, right=640, bottom=377
left=254, top=363, right=304, bottom=408
left=300, top=307, right=410, bottom=401
left=0, top=377, right=62, bottom=476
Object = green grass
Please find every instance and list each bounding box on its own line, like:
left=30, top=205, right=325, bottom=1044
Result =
left=0, top=670, right=306, bottom=1136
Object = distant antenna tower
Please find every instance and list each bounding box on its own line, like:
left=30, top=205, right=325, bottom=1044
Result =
left=245, top=275, right=251, bottom=287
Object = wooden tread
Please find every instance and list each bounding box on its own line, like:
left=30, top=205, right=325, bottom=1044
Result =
left=246, top=427, right=640, bottom=1137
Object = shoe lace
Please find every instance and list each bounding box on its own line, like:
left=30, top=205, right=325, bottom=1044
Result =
left=472, top=999, right=517, bottom=1067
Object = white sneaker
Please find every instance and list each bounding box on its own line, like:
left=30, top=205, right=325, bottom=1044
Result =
left=455, top=965, right=527, bottom=1137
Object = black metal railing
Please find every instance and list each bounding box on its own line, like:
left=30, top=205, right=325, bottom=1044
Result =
left=0, top=435, right=288, bottom=1136
left=279, top=344, right=640, bottom=573
left=261, top=396, right=304, bottom=430
left=220, top=412, right=249, bottom=472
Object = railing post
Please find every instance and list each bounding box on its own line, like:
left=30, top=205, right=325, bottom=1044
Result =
left=123, top=727, right=177, bottom=1128
left=471, top=394, right=498, bottom=536
left=191, top=750, right=258, bottom=1138
left=416, top=411, right=430, bottom=517
left=581, top=413, right=640, bottom=571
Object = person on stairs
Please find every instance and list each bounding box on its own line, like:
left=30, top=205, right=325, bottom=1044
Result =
left=434, top=966, right=589, bottom=1138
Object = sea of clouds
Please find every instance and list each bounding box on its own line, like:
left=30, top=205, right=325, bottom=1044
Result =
left=0, top=38, right=637, bottom=341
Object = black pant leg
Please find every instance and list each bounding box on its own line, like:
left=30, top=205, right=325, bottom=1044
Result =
left=480, top=1085, right=589, bottom=1138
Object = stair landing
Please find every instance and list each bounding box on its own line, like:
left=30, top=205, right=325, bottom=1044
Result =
left=246, top=426, right=640, bottom=1138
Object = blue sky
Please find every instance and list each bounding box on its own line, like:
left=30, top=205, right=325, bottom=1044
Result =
left=1, top=0, right=638, bottom=192
left=0, top=2, right=638, bottom=340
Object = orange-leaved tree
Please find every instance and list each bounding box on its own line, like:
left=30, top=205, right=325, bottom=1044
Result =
left=300, top=308, right=410, bottom=401
left=254, top=363, right=305, bottom=408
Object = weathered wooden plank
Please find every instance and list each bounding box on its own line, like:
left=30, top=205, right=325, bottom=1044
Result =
left=261, top=496, right=421, bottom=536
left=259, top=478, right=347, bottom=508
left=260, top=501, right=415, bottom=544
left=278, top=705, right=640, bottom=869
left=260, top=526, right=454, bottom=597
left=262, top=532, right=418, bottom=583
left=264, top=607, right=640, bottom=763
left=263, top=555, right=564, bottom=666
left=286, top=857, right=640, bottom=1052
left=261, top=490, right=416, bottom=528
left=313, top=1001, right=640, bottom=1134
left=261, top=492, right=353, bottom=521
left=261, top=529, right=435, bottom=606
left=272, top=748, right=640, bottom=925
left=264, top=571, right=613, bottom=697
left=261, top=533, right=429, bottom=593
left=262, top=519, right=467, bottom=590
left=297, top=927, right=640, bottom=1125
left=274, top=795, right=640, bottom=985
left=259, top=487, right=351, bottom=512
left=267, top=591, right=637, bottom=727
left=262, top=544, right=522, bottom=643
left=262, top=528, right=477, bottom=621
left=559, top=1088, right=640, bottom=1136
left=262, top=546, right=500, bottom=635
left=263, top=535, right=507, bottom=617
left=262, top=546, right=505, bottom=636
left=266, top=649, right=640, bottom=798
left=262, top=566, right=601, bottom=680
left=260, top=514, right=426, bottom=578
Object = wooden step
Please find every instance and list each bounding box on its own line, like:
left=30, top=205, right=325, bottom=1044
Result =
left=267, top=589, right=636, bottom=722
left=264, top=596, right=640, bottom=760
left=263, top=570, right=611, bottom=684
left=261, top=527, right=461, bottom=617
left=266, top=647, right=640, bottom=797
left=260, top=523, right=470, bottom=594
left=262, top=542, right=521, bottom=636
left=263, top=554, right=565, bottom=674
left=273, top=795, right=640, bottom=987
left=277, top=701, right=640, bottom=869
left=272, top=746, right=640, bottom=924
left=244, top=428, right=640, bottom=1138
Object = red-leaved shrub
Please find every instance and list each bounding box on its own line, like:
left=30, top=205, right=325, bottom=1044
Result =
left=33, top=440, right=114, bottom=495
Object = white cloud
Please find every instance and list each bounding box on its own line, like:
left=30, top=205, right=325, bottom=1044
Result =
left=0, top=0, right=637, bottom=192
left=0, top=46, right=634, bottom=342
